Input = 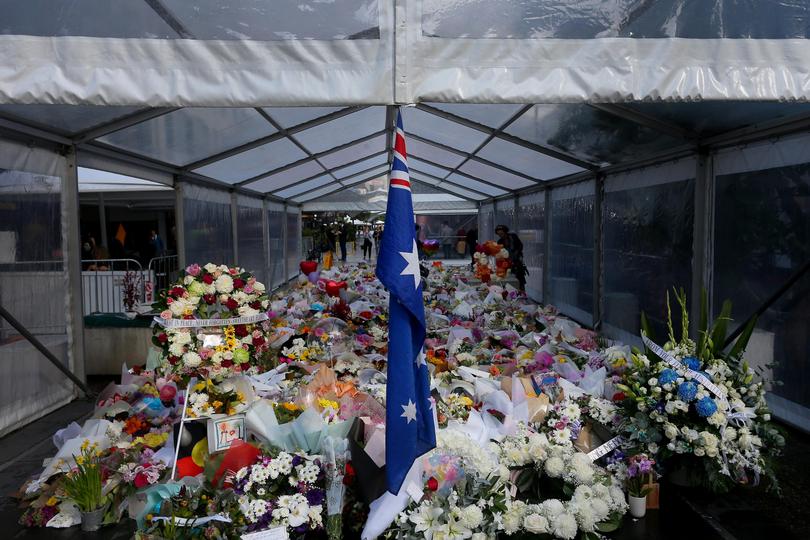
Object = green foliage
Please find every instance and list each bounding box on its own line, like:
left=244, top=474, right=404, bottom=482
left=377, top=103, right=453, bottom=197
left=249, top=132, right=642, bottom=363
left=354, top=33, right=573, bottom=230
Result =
left=61, top=442, right=106, bottom=512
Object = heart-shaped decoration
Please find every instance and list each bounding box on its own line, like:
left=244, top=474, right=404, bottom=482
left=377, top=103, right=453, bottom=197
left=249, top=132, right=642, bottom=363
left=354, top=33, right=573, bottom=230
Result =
left=325, top=280, right=348, bottom=298
left=300, top=260, right=318, bottom=275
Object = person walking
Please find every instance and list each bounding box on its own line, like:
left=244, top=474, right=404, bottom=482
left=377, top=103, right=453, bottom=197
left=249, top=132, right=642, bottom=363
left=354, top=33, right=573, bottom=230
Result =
left=373, top=227, right=382, bottom=256
left=361, top=227, right=373, bottom=259
left=338, top=224, right=348, bottom=262
left=495, top=224, right=527, bottom=291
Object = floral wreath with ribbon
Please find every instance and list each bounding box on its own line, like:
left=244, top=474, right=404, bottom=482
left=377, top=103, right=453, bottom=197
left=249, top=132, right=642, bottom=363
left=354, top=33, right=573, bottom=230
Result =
left=151, top=263, right=272, bottom=381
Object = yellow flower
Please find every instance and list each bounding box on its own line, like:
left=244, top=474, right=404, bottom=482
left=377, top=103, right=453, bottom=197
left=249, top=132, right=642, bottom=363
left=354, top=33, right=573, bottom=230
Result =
left=46, top=497, right=58, bottom=507
left=459, top=396, right=474, bottom=407
left=282, top=402, right=300, bottom=411
left=318, top=398, right=339, bottom=411
left=212, top=400, right=223, bottom=410
left=75, top=456, right=85, bottom=466
left=194, top=382, right=206, bottom=392
left=227, top=408, right=236, bottom=415
left=80, top=439, right=90, bottom=451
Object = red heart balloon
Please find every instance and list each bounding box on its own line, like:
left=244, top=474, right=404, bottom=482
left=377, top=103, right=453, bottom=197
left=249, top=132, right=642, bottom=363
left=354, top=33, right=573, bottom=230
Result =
left=300, top=260, right=318, bottom=275
left=324, top=280, right=348, bottom=297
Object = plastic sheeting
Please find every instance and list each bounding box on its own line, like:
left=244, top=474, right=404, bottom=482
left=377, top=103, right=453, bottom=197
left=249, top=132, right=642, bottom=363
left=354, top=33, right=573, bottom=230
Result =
left=267, top=202, right=286, bottom=288
left=236, top=195, right=266, bottom=284
left=517, top=191, right=545, bottom=302
left=549, top=181, right=595, bottom=326
left=0, top=137, right=73, bottom=436
left=494, top=198, right=516, bottom=233
left=713, top=134, right=810, bottom=431
left=285, top=208, right=301, bottom=281
left=182, top=184, right=234, bottom=266
left=602, top=159, right=695, bottom=346
left=479, top=202, right=494, bottom=243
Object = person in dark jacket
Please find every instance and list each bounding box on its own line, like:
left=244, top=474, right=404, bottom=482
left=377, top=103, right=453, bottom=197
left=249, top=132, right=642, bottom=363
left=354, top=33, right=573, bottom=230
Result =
left=465, top=227, right=478, bottom=270
left=495, top=224, right=526, bottom=291
left=338, top=224, right=348, bottom=262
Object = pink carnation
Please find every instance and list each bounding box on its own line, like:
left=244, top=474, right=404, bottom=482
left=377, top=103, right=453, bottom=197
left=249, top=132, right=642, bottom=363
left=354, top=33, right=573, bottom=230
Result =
left=185, top=263, right=201, bottom=277
left=160, top=310, right=172, bottom=320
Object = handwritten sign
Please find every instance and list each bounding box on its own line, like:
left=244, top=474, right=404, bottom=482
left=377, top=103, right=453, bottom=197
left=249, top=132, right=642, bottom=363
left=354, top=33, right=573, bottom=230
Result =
left=241, top=526, right=289, bottom=540
left=207, top=415, right=246, bottom=453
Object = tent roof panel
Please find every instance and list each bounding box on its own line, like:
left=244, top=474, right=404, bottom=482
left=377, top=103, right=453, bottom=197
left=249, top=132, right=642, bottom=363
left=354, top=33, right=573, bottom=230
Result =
left=98, top=107, right=277, bottom=166
left=334, top=154, right=387, bottom=179
left=0, top=104, right=146, bottom=136
left=243, top=160, right=326, bottom=192
left=476, top=138, right=585, bottom=180
left=405, top=138, right=466, bottom=168
left=402, top=107, right=489, bottom=152
left=194, top=137, right=308, bottom=183
left=274, top=175, right=335, bottom=198
left=446, top=172, right=507, bottom=196
left=458, top=159, right=536, bottom=189
left=427, top=103, right=524, bottom=129
left=263, top=107, right=347, bottom=129
left=294, top=107, right=385, bottom=154
left=319, top=133, right=386, bottom=169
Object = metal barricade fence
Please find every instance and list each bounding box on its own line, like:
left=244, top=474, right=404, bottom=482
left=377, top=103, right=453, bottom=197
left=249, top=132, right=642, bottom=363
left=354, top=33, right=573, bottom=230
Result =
left=147, top=255, right=180, bottom=303
left=81, top=258, right=149, bottom=314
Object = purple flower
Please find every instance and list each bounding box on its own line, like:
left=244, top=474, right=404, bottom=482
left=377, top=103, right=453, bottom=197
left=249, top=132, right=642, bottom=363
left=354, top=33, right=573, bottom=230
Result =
left=306, top=487, right=326, bottom=506
left=186, top=263, right=201, bottom=277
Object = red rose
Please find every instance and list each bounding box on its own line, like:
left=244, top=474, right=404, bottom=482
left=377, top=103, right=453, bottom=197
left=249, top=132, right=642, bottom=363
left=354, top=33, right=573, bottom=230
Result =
left=234, top=325, right=249, bottom=338
left=167, top=355, right=179, bottom=365
left=233, top=278, right=245, bottom=289
left=225, top=298, right=238, bottom=311
left=202, top=274, right=214, bottom=284
left=221, top=359, right=234, bottom=368
left=169, top=287, right=185, bottom=298
left=426, top=476, right=438, bottom=492
left=249, top=301, right=261, bottom=310
left=134, top=472, right=149, bottom=488
left=203, top=294, right=216, bottom=305
left=159, top=385, right=177, bottom=403
left=612, top=392, right=626, bottom=402
left=252, top=336, right=265, bottom=347
left=157, top=333, right=168, bottom=344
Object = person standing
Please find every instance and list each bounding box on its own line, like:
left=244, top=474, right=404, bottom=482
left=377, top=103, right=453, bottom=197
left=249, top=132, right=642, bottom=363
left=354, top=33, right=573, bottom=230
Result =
left=149, top=229, right=164, bottom=259
left=495, top=224, right=527, bottom=291
left=440, top=220, right=454, bottom=259
left=339, top=223, right=348, bottom=262
left=374, top=227, right=382, bottom=255
left=465, top=227, right=478, bottom=270
left=361, top=227, right=373, bottom=259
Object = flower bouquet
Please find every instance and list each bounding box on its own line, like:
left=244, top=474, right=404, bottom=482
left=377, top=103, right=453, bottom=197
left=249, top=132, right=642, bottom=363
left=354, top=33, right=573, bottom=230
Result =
left=151, top=263, right=271, bottom=380
left=616, top=289, right=785, bottom=492
left=62, top=440, right=109, bottom=532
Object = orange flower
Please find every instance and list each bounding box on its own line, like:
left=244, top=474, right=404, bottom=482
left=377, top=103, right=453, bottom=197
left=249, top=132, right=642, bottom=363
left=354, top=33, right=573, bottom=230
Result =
left=489, top=365, right=501, bottom=377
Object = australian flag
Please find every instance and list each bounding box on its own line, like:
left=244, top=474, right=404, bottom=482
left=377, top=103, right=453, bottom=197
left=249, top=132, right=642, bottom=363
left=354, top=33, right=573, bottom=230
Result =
left=376, top=109, right=436, bottom=494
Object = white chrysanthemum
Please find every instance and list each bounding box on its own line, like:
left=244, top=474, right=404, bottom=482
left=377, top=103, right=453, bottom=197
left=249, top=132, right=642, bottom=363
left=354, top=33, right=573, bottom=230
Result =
left=552, top=512, right=578, bottom=540
left=591, top=498, right=610, bottom=522
left=168, top=342, right=185, bottom=357
left=171, top=330, right=192, bottom=345
left=458, top=504, right=483, bottom=529
left=544, top=456, right=565, bottom=478
left=183, top=351, right=202, bottom=368
left=542, top=499, right=565, bottom=517
left=169, top=299, right=187, bottom=316
left=575, top=504, right=597, bottom=531
left=215, top=274, right=234, bottom=294
left=501, top=501, right=527, bottom=535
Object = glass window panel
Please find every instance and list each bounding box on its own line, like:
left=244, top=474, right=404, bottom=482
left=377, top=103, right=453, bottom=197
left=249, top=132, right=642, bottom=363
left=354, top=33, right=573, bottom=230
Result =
left=714, top=160, right=810, bottom=423
left=603, top=179, right=694, bottom=345
left=517, top=192, right=546, bottom=301
left=549, top=181, right=594, bottom=326
left=477, top=138, right=584, bottom=180
left=295, top=107, right=385, bottom=154
left=163, top=0, right=380, bottom=41
left=237, top=200, right=265, bottom=283
left=427, top=103, right=524, bottom=128
left=319, top=134, right=386, bottom=169
left=275, top=176, right=336, bottom=198
left=505, top=104, right=679, bottom=166
left=183, top=185, right=233, bottom=265
left=446, top=172, right=507, bottom=196
left=99, top=108, right=277, bottom=166
left=194, top=138, right=307, bottom=183
left=0, top=105, right=145, bottom=136
left=402, top=108, right=489, bottom=152
left=285, top=211, right=300, bottom=280
left=245, top=160, right=325, bottom=193
left=459, top=160, right=536, bottom=190
left=0, top=0, right=179, bottom=38
left=406, top=138, right=466, bottom=168
left=263, top=107, right=346, bottom=129
left=409, top=158, right=451, bottom=180
left=267, top=207, right=285, bottom=287
left=422, top=0, right=810, bottom=39
left=334, top=154, right=387, bottom=179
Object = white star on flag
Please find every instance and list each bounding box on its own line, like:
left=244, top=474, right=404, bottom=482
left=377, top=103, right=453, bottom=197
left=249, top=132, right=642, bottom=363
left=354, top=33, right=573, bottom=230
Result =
left=398, top=239, right=421, bottom=289
left=401, top=399, right=417, bottom=423
left=415, top=349, right=427, bottom=368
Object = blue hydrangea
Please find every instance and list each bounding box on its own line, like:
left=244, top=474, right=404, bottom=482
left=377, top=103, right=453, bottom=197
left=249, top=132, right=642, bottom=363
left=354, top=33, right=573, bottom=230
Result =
left=677, top=381, right=698, bottom=402
left=682, top=356, right=702, bottom=371
left=658, top=368, right=678, bottom=385
left=696, top=396, right=718, bottom=417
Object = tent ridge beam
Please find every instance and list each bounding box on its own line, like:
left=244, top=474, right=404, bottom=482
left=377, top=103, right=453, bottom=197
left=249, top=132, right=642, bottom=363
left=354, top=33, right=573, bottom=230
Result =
left=284, top=162, right=388, bottom=201
left=72, top=108, right=179, bottom=144
left=143, top=0, right=195, bottom=39
left=406, top=151, right=513, bottom=194
left=416, top=103, right=597, bottom=171
left=0, top=114, right=73, bottom=145
left=266, top=149, right=389, bottom=196
left=409, top=165, right=499, bottom=199
left=182, top=106, right=367, bottom=172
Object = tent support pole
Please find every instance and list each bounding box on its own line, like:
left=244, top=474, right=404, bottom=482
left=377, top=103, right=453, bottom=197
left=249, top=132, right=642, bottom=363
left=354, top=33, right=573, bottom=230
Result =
left=690, top=150, right=714, bottom=338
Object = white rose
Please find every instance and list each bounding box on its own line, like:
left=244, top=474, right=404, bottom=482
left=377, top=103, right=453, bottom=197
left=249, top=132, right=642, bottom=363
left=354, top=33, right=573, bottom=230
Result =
left=215, top=274, right=234, bottom=294
left=664, top=424, right=678, bottom=439
left=253, top=281, right=266, bottom=293
left=203, top=263, right=217, bottom=273
left=523, top=513, right=549, bottom=534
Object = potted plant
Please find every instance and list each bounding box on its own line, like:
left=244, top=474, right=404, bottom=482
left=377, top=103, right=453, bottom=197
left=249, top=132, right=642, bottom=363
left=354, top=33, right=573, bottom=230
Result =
left=122, top=271, right=143, bottom=319
left=626, top=454, right=656, bottom=518
left=62, top=440, right=108, bottom=531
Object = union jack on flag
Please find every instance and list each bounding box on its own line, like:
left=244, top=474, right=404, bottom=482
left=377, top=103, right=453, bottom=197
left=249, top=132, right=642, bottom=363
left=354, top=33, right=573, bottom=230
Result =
left=375, top=108, right=435, bottom=495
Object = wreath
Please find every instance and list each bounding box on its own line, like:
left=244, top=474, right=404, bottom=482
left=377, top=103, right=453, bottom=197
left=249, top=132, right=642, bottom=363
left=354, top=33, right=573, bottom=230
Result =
left=151, top=263, right=272, bottom=380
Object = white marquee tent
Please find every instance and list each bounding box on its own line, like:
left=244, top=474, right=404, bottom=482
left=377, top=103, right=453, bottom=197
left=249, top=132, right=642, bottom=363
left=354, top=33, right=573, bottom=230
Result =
left=1, top=1, right=809, bottom=433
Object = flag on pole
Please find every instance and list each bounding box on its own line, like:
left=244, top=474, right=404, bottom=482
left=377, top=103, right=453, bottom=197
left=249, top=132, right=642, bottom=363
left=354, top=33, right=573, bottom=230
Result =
left=376, top=109, right=435, bottom=494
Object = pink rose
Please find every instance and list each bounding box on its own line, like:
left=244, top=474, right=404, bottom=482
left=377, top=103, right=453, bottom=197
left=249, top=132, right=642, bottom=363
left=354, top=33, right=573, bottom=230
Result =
left=185, top=263, right=201, bottom=277
left=160, top=310, right=172, bottom=320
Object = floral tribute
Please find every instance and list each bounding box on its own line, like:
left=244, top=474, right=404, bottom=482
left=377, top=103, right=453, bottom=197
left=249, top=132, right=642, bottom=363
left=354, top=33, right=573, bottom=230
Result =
left=151, top=263, right=272, bottom=380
